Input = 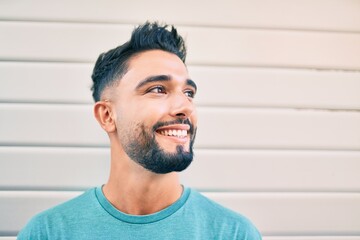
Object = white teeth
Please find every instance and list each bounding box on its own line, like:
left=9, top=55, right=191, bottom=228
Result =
left=159, top=129, right=188, bottom=138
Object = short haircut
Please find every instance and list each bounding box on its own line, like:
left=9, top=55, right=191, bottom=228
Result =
left=91, top=22, right=187, bottom=102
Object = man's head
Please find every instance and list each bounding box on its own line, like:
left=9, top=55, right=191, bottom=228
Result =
left=91, top=22, right=187, bottom=102
left=92, top=22, right=197, bottom=174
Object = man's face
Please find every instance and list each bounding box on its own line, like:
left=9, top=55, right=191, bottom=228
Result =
left=110, top=50, right=197, bottom=174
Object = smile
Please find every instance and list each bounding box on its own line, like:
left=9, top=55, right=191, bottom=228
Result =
left=159, top=129, right=188, bottom=138
left=155, top=123, right=191, bottom=140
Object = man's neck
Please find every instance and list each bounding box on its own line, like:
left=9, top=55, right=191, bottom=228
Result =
left=102, top=154, right=183, bottom=215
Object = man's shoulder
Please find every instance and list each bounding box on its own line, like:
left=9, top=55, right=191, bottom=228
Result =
left=187, top=188, right=262, bottom=239
left=37, top=187, right=96, bottom=218
left=188, top=189, right=243, bottom=218
left=17, top=188, right=97, bottom=239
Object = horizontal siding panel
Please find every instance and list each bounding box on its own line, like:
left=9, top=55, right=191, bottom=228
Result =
left=1, top=191, right=359, bottom=235
left=2, top=62, right=360, bottom=110
left=193, top=67, right=360, bottom=110
left=1, top=147, right=359, bottom=192
left=209, top=192, right=360, bottom=235
left=184, top=28, right=360, bottom=70
left=0, top=22, right=130, bottom=63
left=0, top=104, right=359, bottom=150
left=0, top=104, right=107, bottom=147
left=182, top=149, right=360, bottom=192
left=196, top=108, right=360, bottom=150
left=0, top=0, right=359, bottom=32
left=1, top=22, right=360, bottom=70
left=0, top=147, right=110, bottom=190
left=0, top=62, right=93, bottom=104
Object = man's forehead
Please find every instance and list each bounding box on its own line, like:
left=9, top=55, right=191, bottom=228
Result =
left=122, top=50, right=189, bottom=85
left=128, top=50, right=187, bottom=71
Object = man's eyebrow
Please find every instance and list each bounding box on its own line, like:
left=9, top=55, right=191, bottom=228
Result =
left=135, top=75, right=197, bottom=91
left=186, top=79, right=197, bottom=91
left=135, top=75, right=171, bottom=90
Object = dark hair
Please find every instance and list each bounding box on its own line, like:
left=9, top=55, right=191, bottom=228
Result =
left=91, top=22, right=187, bottom=102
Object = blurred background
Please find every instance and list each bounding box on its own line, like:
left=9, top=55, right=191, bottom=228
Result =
left=0, top=0, right=360, bottom=239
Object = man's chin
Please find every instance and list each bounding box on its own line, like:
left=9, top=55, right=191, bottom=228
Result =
left=161, top=144, right=190, bottom=155
left=155, top=137, right=190, bottom=153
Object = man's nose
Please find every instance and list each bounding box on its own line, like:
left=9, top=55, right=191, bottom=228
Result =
left=169, top=93, right=195, bottom=118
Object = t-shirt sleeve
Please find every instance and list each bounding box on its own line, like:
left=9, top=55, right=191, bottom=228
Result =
left=17, top=215, right=47, bottom=240
left=243, top=223, right=262, bottom=240
left=239, top=217, right=262, bottom=240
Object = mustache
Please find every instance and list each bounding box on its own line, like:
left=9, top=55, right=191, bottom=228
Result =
left=152, top=118, right=195, bottom=135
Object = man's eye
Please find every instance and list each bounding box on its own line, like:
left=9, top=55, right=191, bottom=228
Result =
left=184, top=90, right=195, bottom=98
left=148, top=86, right=166, bottom=94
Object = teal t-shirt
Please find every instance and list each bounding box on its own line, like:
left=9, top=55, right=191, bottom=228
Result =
left=18, top=187, right=262, bottom=239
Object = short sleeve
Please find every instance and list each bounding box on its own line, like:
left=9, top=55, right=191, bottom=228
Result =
left=17, top=215, right=47, bottom=240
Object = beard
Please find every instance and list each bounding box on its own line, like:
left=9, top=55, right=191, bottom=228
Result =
left=120, top=118, right=196, bottom=174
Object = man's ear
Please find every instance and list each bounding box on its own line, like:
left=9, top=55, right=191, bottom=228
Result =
left=94, top=101, right=116, bottom=133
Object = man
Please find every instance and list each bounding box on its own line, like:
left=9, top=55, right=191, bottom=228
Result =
left=18, top=22, right=261, bottom=239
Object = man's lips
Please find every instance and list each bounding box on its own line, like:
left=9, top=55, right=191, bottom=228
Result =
left=155, top=124, right=190, bottom=139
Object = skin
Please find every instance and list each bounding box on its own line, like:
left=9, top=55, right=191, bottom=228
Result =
left=94, top=50, right=198, bottom=215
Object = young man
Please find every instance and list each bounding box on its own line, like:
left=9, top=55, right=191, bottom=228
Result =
left=18, top=22, right=262, bottom=239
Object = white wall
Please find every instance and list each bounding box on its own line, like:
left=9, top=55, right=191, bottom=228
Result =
left=0, top=0, right=360, bottom=239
